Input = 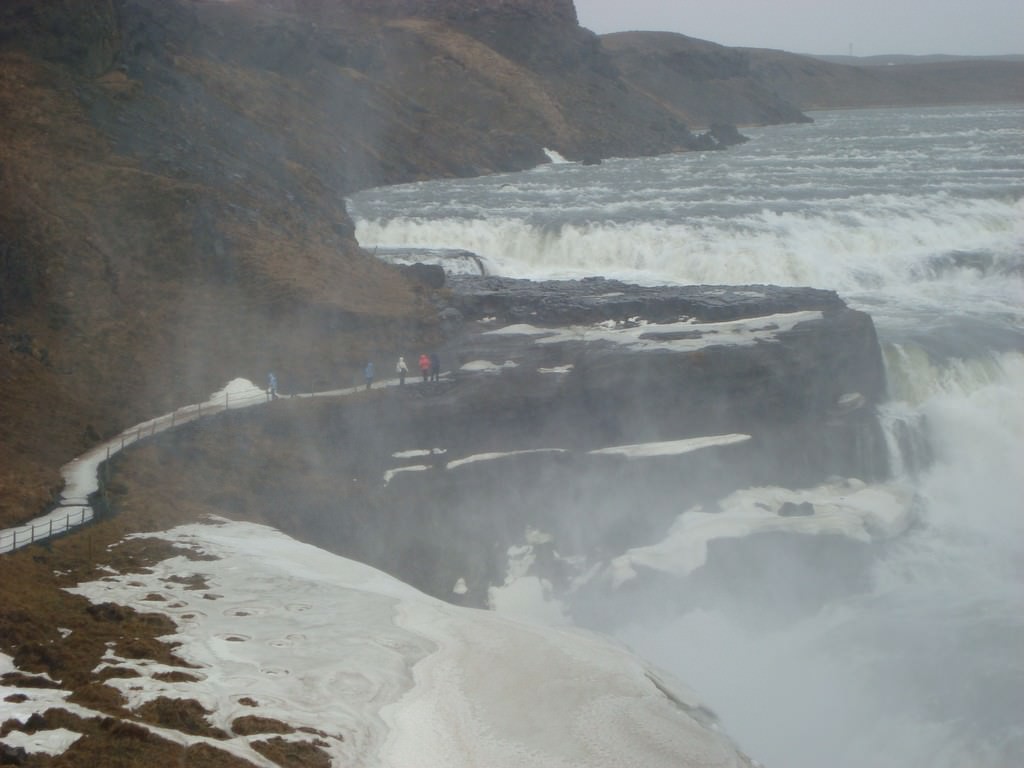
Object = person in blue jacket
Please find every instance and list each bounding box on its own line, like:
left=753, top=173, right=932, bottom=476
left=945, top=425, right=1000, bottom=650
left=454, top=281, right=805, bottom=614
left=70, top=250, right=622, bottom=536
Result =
left=364, top=361, right=374, bottom=390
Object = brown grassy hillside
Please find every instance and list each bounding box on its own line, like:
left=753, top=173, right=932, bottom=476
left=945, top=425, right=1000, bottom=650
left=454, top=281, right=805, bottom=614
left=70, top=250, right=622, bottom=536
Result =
left=0, top=34, right=424, bottom=527
left=600, top=32, right=811, bottom=127
left=4, top=0, right=778, bottom=530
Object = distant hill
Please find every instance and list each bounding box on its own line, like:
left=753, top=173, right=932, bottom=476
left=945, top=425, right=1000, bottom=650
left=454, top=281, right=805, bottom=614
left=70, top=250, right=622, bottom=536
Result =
left=741, top=48, right=1024, bottom=110
left=810, top=53, right=1024, bottom=66
left=602, top=32, right=1024, bottom=121
left=598, top=31, right=811, bottom=128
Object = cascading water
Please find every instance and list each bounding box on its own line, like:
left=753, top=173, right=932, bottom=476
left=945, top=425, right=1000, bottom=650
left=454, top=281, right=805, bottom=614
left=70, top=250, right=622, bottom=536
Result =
left=349, top=105, right=1024, bottom=767
left=614, top=348, right=1024, bottom=768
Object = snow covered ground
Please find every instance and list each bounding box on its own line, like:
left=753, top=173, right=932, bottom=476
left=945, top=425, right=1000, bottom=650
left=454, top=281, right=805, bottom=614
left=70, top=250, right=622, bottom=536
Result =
left=1, top=518, right=756, bottom=767
left=485, top=311, right=825, bottom=352
left=0, top=377, right=395, bottom=554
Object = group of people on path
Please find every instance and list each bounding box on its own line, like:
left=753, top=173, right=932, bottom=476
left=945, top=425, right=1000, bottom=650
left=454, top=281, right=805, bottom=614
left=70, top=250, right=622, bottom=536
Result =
left=395, top=353, right=440, bottom=385
left=366, top=352, right=440, bottom=389
left=269, top=352, right=441, bottom=398
left=417, top=352, right=440, bottom=383
left=390, top=354, right=440, bottom=386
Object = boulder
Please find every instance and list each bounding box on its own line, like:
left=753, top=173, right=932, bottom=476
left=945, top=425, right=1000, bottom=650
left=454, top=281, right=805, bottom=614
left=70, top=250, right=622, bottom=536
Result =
left=398, top=262, right=446, bottom=289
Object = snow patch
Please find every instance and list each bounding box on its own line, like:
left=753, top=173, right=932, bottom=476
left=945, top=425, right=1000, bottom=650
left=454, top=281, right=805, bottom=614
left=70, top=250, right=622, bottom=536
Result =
left=590, top=434, right=751, bottom=458
left=446, top=448, right=567, bottom=470
left=610, top=479, right=914, bottom=586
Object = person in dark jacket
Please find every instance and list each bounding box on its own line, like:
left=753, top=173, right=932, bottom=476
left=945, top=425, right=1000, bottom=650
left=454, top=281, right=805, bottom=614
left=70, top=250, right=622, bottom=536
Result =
left=430, top=352, right=440, bottom=382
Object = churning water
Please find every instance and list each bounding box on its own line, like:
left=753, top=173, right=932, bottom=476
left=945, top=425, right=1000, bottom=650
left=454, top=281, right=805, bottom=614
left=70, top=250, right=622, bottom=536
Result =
left=350, top=105, right=1024, bottom=768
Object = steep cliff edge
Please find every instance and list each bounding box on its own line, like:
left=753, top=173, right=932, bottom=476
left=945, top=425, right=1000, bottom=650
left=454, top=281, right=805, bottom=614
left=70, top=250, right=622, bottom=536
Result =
left=93, top=279, right=890, bottom=608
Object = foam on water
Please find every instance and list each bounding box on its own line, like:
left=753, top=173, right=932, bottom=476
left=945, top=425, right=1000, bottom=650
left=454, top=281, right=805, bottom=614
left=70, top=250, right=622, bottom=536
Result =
left=354, top=195, right=1021, bottom=308
left=631, top=350, right=1024, bottom=768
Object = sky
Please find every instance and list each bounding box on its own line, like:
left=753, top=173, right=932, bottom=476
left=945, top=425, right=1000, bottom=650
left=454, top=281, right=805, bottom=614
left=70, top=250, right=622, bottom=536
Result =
left=573, top=0, right=1024, bottom=57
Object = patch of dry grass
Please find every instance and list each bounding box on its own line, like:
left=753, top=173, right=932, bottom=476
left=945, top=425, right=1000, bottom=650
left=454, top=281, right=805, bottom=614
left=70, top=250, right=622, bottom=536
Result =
left=2, top=707, right=255, bottom=767
left=231, top=715, right=295, bottom=736
left=136, top=697, right=229, bottom=739
left=251, top=736, right=332, bottom=768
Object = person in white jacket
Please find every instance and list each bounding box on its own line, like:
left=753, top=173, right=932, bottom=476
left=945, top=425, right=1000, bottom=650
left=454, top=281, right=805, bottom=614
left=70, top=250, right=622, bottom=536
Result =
left=395, top=356, right=408, bottom=386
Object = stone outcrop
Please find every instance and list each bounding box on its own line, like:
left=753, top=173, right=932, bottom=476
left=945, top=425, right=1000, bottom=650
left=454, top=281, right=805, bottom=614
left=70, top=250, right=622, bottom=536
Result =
left=135, top=276, right=890, bottom=609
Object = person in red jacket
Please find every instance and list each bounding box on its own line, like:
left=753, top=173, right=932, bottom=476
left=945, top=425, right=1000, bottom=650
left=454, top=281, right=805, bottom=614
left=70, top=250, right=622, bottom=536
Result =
left=418, top=353, right=431, bottom=383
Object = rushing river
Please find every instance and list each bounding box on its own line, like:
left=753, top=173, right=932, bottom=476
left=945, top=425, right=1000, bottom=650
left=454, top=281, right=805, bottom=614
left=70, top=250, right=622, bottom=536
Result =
left=349, top=105, right=1024, bottom=768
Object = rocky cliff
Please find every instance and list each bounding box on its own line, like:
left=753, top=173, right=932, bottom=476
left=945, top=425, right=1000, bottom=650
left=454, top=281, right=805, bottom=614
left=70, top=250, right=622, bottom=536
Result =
left=95, top=278, right=889, bottom=611
left=1, top=0, right=778, bottom=526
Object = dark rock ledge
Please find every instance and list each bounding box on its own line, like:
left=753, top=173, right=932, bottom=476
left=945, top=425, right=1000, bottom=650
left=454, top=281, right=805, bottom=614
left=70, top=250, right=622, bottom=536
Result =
left=405, top=275, right=893, bottom=610
left=431, top=274, right=888, bottom=496
left=139, top=274, right=892, bottom=614
left=445, top=274, right=847, bottom=323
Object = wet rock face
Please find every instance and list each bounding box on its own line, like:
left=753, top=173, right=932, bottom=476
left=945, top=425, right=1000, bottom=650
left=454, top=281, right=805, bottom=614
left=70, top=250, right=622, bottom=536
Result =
left=439, top=276, right=887, bottom=451
left=445, top=275, right=848, bottom=325
left=432, top=280, right=888, bottom=593
left=332, top=278, right=888, bottom=602
left=154, top=276, right=890, bottom=609
left=436, top=276, right=889, bottom=482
